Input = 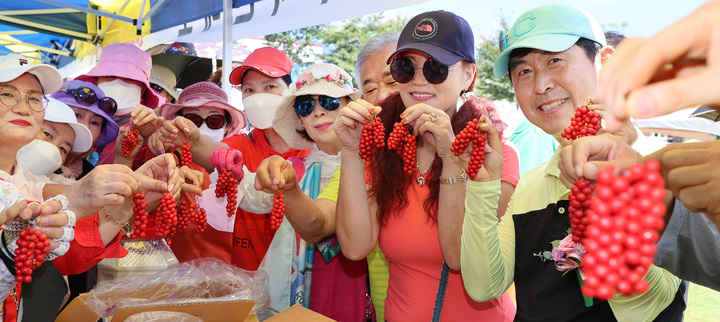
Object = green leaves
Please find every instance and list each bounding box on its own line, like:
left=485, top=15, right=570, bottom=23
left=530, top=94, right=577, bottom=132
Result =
left=473, top=17, right=515, bottom=102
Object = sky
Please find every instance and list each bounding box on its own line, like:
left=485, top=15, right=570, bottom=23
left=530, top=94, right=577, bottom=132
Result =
left=376, top=0, right=708, bottom=40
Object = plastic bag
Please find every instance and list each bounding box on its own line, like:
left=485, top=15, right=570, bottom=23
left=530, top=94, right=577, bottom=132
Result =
left=97, top=238, right=179, bottom=283
left=124, top=311, right=203, bottom=322
left=86, top=257, right=268, bottom=317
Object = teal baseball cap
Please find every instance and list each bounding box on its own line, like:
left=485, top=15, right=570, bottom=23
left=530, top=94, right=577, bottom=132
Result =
left=493, top=4, right=606, bottom=78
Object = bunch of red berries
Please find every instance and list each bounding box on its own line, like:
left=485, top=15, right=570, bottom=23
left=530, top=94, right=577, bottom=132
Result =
left=561, top=106, right=601, bottom=140
left=215, top=170, right=238, bottom=217
left=359, top=116, right=386, bottom=160
left=450, top=119, right=488, bottom=179
left=121, top=128, right=139, bottom=157
left=387, top=123, right=417, bottom=175
left=270, top=193, right=285, bottom=230
left=130, top=191, right=149, bottom=238
left=156, top=193, right=179, bottom=244
left=180, top=140, right=192, bottom=166
left=568, top=178, right=595, bottom=244
left=177, top=199, right=208, bottom=233
left=581, top=160, right=666, bottom=300
left=14, top=226, right=50, bottom=284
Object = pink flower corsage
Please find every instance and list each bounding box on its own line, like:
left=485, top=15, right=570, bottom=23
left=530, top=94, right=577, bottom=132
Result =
left=535, top=230, right=593, bottom=306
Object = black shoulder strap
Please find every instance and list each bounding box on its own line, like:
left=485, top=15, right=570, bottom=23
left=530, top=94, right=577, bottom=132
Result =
left=431, top=261, right=450, bottom=322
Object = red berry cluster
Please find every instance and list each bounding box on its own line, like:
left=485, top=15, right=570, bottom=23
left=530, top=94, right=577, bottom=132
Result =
left=177, top=199, right=208, bottom=232
left=121, top=128, right=139, bottom=157
left=358, top=116, right=386, bottom=160
left=387, top=123, right=417, bottom=175
left=156, top=193, right=179, bottom=245
left=14, top=226, right=50, bottom=284
left=180, top=140, right=192, bottom=166
left=215, top=170, right=238, bottom=217
left=270, top=193, right=285, bottom=230
left=569, top=178, right=595, bottom=244
left=581, top=159, right=666, bottom=300
left=561, top=106, right=601, bottom=140
left=450, top=119, right=488, bottom=179
left=130, top=192, right=149, bottom=238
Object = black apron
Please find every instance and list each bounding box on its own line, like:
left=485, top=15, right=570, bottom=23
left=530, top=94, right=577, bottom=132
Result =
left=512, top=200, right=687, bottom=321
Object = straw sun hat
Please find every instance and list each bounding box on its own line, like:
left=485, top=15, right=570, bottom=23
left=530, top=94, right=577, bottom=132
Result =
left=272, top=63, right=361, bottom=150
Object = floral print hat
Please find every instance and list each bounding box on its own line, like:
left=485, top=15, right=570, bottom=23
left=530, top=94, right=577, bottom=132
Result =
left=273, top=63, right=361, bottom=150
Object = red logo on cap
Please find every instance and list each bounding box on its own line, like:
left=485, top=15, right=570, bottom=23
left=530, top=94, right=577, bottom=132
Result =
left=413, top=18, right=438, bottom=40
left=18, top=59, right=28, bottom=66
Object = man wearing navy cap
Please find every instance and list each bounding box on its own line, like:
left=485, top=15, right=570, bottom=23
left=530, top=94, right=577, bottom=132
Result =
left=460, top=4, right=685, bottom=321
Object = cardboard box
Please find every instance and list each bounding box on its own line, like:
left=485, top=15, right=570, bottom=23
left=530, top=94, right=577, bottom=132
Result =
left=56, top=293, right=257, bottom=322
left=265, top=305, right=337, bottom=322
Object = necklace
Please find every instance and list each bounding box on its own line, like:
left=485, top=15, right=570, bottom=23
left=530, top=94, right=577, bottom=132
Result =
left=416, top=160, right=432, bottom=187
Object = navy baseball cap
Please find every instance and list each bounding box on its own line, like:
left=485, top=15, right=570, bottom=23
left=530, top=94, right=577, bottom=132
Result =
left=387, top=10, right=476, bottom=66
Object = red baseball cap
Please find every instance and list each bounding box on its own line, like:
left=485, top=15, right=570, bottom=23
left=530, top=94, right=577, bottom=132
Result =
left=229, top=47, right=294, bottom=85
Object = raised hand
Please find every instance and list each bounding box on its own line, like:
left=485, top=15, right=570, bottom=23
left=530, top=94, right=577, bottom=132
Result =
left=254, top=155, right=298, bottom=194
left=210, top=148, right=244, bottom=181
left=597, top=1, right=720, bottom=131
left=157, top=117, right=201, bottom=147
left=334, top=99, right=379, bottom=152
left=400, top=103, right=455, bottom=160
left=659, top=141, right=720, bottom=224
left=467, top=116, right=504, bottom=182
left=146, top=131, right=175, bottom=156
left=131, top=105, right=164, bottom=138
left=62, top=164, right=141, bottom=218
left=557, top=133, right=642, bottom=189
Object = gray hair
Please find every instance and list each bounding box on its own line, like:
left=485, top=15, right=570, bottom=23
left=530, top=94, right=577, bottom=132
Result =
left=353, top=32, right=401, bottom=87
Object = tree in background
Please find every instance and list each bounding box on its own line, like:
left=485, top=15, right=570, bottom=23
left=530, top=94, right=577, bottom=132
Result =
left=474, top=18, right=515, bottom=102
left=317, top=14, right=406, bottom=74
left=264, top=13, right=406, bottom=83
left=264, top=25, right=328, bottom=64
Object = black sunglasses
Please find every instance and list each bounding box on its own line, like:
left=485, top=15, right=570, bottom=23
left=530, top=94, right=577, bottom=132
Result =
left=292, top=95, right=342, bottom=117
left=390, top=56, right=460, bottom=85
left=60, top=87, right=117, bottom=116
left=150, top=83, right=164, bottom=93
left=183, top=113, right=227, bottom=130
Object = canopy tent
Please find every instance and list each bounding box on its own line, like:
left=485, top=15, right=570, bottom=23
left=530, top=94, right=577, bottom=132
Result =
left=3, top=0, right=430, bottom=100
left=0, top=0, right=259, bottom=67
left=633, top=108, right=720, bottom=141
left=1, top=0, right=429, bottom=67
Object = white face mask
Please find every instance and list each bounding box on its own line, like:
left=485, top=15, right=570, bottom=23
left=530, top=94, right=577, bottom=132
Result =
left=242, top=93, right=282, bottom=130
left=198, top=123, right=226, bottom=143
left=17, top=139, right=63, bottom=177
left=98, top=79, right=142, bottom=116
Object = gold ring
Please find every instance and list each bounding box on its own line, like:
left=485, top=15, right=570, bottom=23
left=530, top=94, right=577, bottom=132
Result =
left=429, top=113, right=439, bottom=122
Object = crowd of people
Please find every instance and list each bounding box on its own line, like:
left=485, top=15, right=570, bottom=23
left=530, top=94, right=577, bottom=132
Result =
left=0, top=1, right=718, bottom=321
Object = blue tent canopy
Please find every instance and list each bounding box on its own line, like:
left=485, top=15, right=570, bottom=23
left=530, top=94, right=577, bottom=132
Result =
left=0, top=0, right=258, bottom=67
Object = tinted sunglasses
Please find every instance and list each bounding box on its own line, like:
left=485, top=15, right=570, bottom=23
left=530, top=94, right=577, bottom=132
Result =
left=390, top=56, right=460, bottom=84
left=60, top=87, right=117, bottom=116
left=183, top=113, right=227, bottom=129
left=292, top=95, right=341, bottom=117
left=150, top=83, right=164, bottom=93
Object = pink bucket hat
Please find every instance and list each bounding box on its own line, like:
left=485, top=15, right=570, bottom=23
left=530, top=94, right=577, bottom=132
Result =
left=159, top=82, right=247, bottom=135
left=76, top=43, right=164, bottom=108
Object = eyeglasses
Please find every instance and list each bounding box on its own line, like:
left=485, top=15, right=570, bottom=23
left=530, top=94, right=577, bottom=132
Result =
left=292, top=95, right=341, bottom=117
left=183, top=113, right=227, bottom=129
left=150, top=83, right=164, bottom=93
left=59, top=87, right=117, bottom=116
left=0, top=85, right=48, bottom=112
left=390, top=56, right=460, bottom=84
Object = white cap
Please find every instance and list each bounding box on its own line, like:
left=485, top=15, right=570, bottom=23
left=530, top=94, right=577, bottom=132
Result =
left=0, top=54, right=63, bottom=94
left=44, top=97, right=94, bottom=153
left=149, top=65, right=179, bottom=101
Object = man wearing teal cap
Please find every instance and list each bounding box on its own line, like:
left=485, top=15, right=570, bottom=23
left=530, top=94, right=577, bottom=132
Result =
left=460, top=4, right=685, bottom=321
